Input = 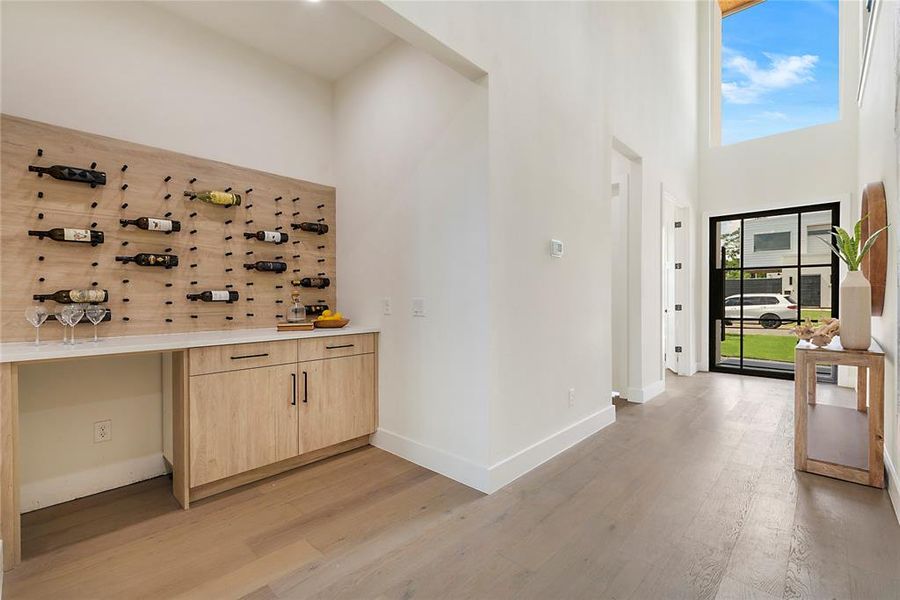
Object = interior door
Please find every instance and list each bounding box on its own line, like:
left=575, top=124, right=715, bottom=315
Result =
left=298, top=354, right=376, bottom=454
left=189, top=363, right=298, bottom=486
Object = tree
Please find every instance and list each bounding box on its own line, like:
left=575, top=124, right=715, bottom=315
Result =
left=721, top=229, right=740, bottom=279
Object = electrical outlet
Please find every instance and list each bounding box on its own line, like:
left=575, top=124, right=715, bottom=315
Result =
left=94, top=420, right=111, bottom=443
left=568, top=388, right=575, bottom=408
left=412, top=297, right=426, bottom=317
left=383, top=297, right=392, bottom=316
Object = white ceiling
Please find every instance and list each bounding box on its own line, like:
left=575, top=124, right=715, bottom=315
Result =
left=156, top=1, right=397, bottom=81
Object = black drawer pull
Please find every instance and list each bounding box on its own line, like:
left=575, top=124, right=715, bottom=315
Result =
left=325, top=344, right=354, bottom=350
left=291, top=372, right=297, bottom=406
left=230, top=352, right=269, bottom=360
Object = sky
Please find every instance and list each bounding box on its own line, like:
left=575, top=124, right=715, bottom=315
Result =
left=721, top=0, right=840, bottom=145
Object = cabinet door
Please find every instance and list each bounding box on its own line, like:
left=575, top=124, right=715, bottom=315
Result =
left=299, top=354, right=376, bottom=454
left=190, top=364, right=299, bottom=487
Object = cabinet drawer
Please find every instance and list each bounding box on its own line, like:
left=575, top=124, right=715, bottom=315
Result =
left=298, top=334, right=375, bottom=362
left=190, top=340, right=297, bottom=375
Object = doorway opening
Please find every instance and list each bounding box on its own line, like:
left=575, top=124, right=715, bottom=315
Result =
left=709, top=202, right=840, bottom=380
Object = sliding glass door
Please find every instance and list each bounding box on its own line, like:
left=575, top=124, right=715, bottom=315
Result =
left=709, top=203, right=840, bottom=380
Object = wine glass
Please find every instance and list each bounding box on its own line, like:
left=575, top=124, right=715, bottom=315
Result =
left=55, top=307, right=69, bottom=343
left=24, top=306, right=49, bottom=345
left=65, top=305, right=85, bottom=345
left=85, top=305, right=107, bottom=343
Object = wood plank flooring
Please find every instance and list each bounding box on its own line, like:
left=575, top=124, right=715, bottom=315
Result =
left=6, top=372, right=900, bottom=599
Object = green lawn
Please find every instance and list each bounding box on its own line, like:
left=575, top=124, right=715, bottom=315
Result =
left=800, top=308, right=832, bottom=323
left=721, top=333, right=796, bottom=363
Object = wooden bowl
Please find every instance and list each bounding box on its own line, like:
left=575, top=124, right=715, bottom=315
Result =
left=313, top=318, right=350, bottom=329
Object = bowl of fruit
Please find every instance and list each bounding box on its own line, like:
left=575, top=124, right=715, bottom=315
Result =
left=314, top=310, right=349, bottom=328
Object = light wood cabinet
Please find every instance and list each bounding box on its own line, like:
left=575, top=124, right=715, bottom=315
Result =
left=189, top=363, right=299, bottom=487
left=184, top=333, right=377, bottom=496
left=299, top=354, right=376, bottom=454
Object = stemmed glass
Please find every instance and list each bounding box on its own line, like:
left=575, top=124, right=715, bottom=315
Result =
left=55, top=307, right=68, bottom=343
left=85, top=305, right=107, bottom=343
left=24, top=306, right=49, bottom=345
left=64, top=305, right=85, bottom=345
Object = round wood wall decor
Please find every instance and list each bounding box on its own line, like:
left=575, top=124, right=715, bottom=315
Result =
left=861, top=181, right=888, bottom=316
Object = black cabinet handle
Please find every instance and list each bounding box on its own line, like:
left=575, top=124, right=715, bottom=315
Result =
left=325, top=344, right=354, bottom=350
left=230, top=352, right=269, bottom=360
left=302, top=371, right=308, bottom=403
left=291, top=372, right=297, bottom=406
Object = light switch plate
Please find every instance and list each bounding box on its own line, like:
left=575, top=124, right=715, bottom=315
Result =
left=383, top=297, right=392, bottom=316
left=412, top=297, right=426, bottom=317
left=550, top=239, right=564, bottom=258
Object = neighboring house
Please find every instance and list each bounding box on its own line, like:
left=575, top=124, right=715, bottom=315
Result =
left=734, top=213, right=832, bottom=308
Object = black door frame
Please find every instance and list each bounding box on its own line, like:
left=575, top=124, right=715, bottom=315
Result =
left=708, top=202, right=841, bottom=380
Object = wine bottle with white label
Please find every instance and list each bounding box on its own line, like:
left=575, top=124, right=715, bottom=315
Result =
left=243, top=261, right=287, bottom=273
left=33, top=289, right=109, bottom=304
left=120, top=217, right=181, bottom=232
left=186, top=290, right=239, bottom=303
left=183, top=190, right=241, bottom=207
left=28, top=228, right=104, bottom=245
left=115, top=253, right=179, bottom=267
left=291, top=222, right=329, bottom=235
left=293, top=276, right=330, bottom=289
left=243, top=230, right=288, bottom=244
left=28, top=164, right=106, bottom=187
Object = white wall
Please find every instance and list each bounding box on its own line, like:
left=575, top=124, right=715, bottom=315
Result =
left=1, top=0, right=335, bottom=509
left=381, top=1, right=699, bottom=488
left=856, top=0, right=900, bottom=521
left=698, top=0, right=860, bottom=370
left=334, top=40, right=491, bottom=485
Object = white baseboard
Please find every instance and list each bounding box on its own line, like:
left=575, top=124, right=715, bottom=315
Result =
left=886, top=450, right=900, bottom=526
left=21, top=452, right=166, bottom=513
left=371, top=429, right=491, bottom=492
left=373, top=403, right=618, bottom=495
left=626, top=379, right=666, bottom=403
left=487, top=403, right=616, bottom=493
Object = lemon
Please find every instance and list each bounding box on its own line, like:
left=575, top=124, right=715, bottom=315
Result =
left=321, top=310, right=333, bottom=318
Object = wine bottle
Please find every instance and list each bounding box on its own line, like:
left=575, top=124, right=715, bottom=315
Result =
left=28, top=164, right=106, bottom=187
left=183, top=190, right=241, bottom=207
left=33, top=289, right=109, bottom=304
left=120, top=217, right=181, bottom=232
left=291, top=222, right=329, bottom=235
left=28, top=228, right=104, bottom=245
left=243, top=261, right=287, bottom=273
left=305, top=304, right=329, bottom=317
left=115, top=253, right=179, bottom=267
left=186, top=290, right=239, bottom=303
left=243, top=231, right=288, bottom=244
left=293, top=277, right=330, bottom=289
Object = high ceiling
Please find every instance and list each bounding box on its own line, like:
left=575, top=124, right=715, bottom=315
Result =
left=719, top=0, right=765, bottom=18
left=155, top=1, right=397, bottom=81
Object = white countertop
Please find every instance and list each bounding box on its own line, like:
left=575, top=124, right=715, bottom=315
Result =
left=795, top=336, right=883, bottom=355
left=0, top=325, right=379, bottom=364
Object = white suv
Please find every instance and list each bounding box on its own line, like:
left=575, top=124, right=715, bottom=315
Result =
left=723, top=294, right=798, bottom=329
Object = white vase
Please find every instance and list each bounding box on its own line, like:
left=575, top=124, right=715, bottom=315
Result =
left=839, top=270, right=871, bottom=350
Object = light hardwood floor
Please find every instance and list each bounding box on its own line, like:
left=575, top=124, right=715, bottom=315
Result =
left=6, top=372, right=900, bottom=599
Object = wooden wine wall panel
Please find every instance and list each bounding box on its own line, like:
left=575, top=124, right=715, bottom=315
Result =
left=0, top=115, right=336, bottom=342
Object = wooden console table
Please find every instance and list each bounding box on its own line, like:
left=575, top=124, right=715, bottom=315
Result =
left=794, top=337, right=884, bottom=488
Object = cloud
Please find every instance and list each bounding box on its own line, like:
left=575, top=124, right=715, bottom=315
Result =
left=759, top=111, right=789, bottom=121
left=722, top=51, right=819, bottom=104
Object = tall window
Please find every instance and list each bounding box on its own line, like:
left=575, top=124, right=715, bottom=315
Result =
left=720, top=0, right=840, bottom=145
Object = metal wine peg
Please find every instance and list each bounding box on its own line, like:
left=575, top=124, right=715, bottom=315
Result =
left=274, top=196, right=282, bottom=202
left=189, top=177, right=197, bottom=184
left=164, top=193, right=172, bottom=200
left=225, top=284, right=234, bottom=288
left=317, top=218, right=325, bottom=223
left=121, top=164, right=128, bottom=172
left=165, top=282, right=173, bottom=287
left=38, top=256, right=44, bottom=262
left=39, top=277, right=45, bottom=282
left=189, top=212, right=197, bottom=218
left=225, top=267, right=232, bottom=272
left=246, top=282, right=254, bottom=286
left=317, top=204, right=325, bottom=209
left=164, top=212, right=172, bottom=218
left=317, top=258, right=325, bottom=263
left=123, top=298, right=130, bottom=302
left=292, top=241, right=300, bottom=245
left=292, top=197, right=299, bottom=203
left=190, top=281, right=198, bottom=285
left=121, top=203, right=128, bottom=209
left=121, top=184, right=128, bottom=191
left=190, top=246, right=197, bottom=251
left=225, top=219, right=232, bottom=225
left=37, top=213, right=44, bottom=220
left=91, top=262, right=98, bottom=267
left=292, top=212, right=299, bottom=217
left=92, top=282, right=98, bottom=286
left=166, top=318, right=173, bottom=323
left=246, top=313, right=254, bottom=317
left=90, top=162, right=97, bottom=169
left=37, top=192, right=43, bottom=199
left=318, top=272, right=326, bottom=276
left=164, top=175, right=172, bottom=182
left=293, top=255, right=300, bottom=259
left=275, top=255, right=283, bottom=260
left=121, top=241, right=129, bottom=246
left=225, top=251, right=233, bottom=257
left=225, top=316, right=234, bottom=321
left=191, top=263, right=199, bottom=268
left=165, top=301, right=173, bottom=305
left=275, top=211, right=283, bottom=216
left=292, top=269, right=301, bottom=273
left=247, top=297, right=254, bottom=301
left=37, top=148, right=43, bottom=157
left=246, top=251, right=253, bottom=255
left=275, top=226, right=283, bottom=231
left=317, top=245, right=325, bottom=250
left=164, top=247, right=172, bottom=253
left=123, top=317, right=130, bottom=321
left=275, top=285, right=284, bottom=289
left=122, top=279, right=129, bottom=284
left=225, top=235, right=232, bottom=241
left=245, top=188, right=253, bottom=194
left=245, top=220, right=253, bottom=225
left=224, top=187, right=232, bottom=193
left=245, top=204, right=253, bottom=209
left=91, top=202, right=98, bottom=209
left=91, top=222, right=98, bottom=228
left=191, top=315, right=198, bottom=319
left=275, top=300, right=283, bottom=304
left=189, top=229, right=197, bottom=235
